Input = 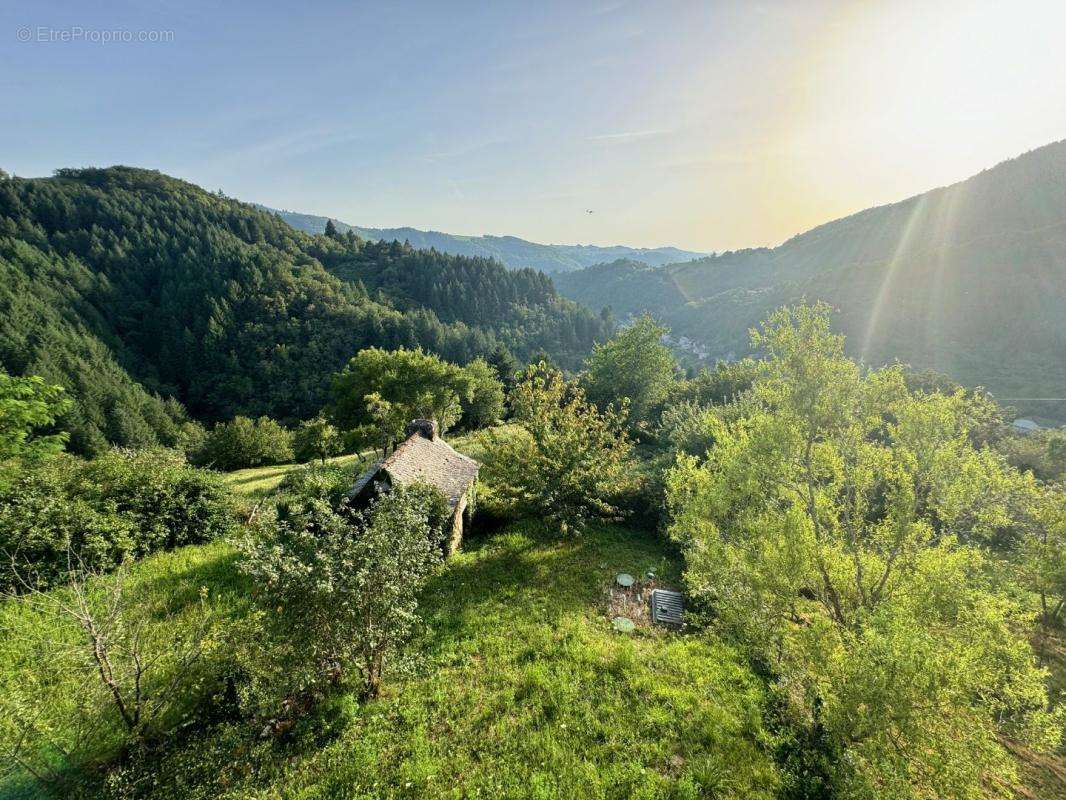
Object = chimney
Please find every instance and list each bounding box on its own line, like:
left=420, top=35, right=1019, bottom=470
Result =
left=405, top=419, right=439, bottom=441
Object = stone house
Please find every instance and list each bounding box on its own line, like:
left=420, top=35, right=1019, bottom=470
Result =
left=348, top=419, right=478, bottom=554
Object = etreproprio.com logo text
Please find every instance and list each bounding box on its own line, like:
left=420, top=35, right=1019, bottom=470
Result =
left=16, top=26, right=175, bottom=44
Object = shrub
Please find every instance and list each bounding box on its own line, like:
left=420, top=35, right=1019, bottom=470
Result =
left=195, top=416, right=293, bottom=470
left=74, top=449, right=235, bottom=552
left=659, top=401, right=721, bottom=457
left=997, top=428, right=1066, bottom=483
left=276, top=462, right=356, bottom=507
left=238, top=483, right=445, bottom=711
left=0, top=558, right=221, bottom=793
left=0, top=457, right=136, bottom=590
left=0, top=449, right=234, bottom=592
left=666, top=359, right=762, bottom=408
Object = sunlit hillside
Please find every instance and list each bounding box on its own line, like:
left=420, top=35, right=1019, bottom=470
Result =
left=557, top=140, right=1066, bottom=410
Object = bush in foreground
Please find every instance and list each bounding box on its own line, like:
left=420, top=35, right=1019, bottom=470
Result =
left=238, top=483, right=445, bottom=713
left=666, top=303, right=1062, bottom=799
left=0, top=449, right=234, bottom=591
left=0, top=554, right=225, bottom=796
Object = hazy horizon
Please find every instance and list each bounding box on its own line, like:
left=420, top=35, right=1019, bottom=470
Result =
left=4, top=0, right=1066, bottom=251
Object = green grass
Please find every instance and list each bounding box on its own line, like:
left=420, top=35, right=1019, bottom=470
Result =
left=1, top=521, right=781, bottom=800
left=5, top=426, right=1062, bottom=799
left=223, top=451, right=372, bottom=498
left=0, top=540, right=253, bottom=799
left=267, top=521, right=780, bottom=799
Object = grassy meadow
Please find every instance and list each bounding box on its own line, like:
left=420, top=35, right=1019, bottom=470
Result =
left=223, top=452, right=373, bottom=498
left=1, top=519, right=783, bottom=799
left=2, top=426, right=1064, bottom=799
left=220, top=427, right=508, bottom=500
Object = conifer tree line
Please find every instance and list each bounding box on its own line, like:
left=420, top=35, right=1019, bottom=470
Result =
left=0, top=167, right=611, bottom=455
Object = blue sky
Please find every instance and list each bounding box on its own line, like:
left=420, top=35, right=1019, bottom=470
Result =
left=4, top=1, right=1066, bottom=250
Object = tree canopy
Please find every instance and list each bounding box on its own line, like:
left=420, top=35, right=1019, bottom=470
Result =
left=0, top=167, right=610, bottom=454
left=665, top=303, right=1061, bottom=798
left=485, top=362, right=636, bottom=531
left=194, top=416, right=294, bottom=471
left=0, top=369, right=70, bottom=471
left=583, top=314, right=678, bottom=428
left=329, top=347, right=503, bottom=447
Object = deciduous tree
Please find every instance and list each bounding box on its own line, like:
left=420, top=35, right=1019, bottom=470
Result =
left=0, top=370, right=70, bottom=475
left=485, top=362, right=636, bottom=532
left=583, top=315, right=677, bottom=430
left=459, top=357, right=505, bottom=430
left=665, top=303, right=1060, bottom=799
left=293, top=416, right=343, bottom=463
left=194, top=416, right=293, bottom=470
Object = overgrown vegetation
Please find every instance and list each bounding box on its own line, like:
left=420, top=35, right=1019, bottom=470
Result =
left=193, top=415, right=294, bottom=471
left=0, top=302, right=1063, bottom=799
left=666, top=304, right=1064, bottom=797
left=238, top=483, right=446, bottom=708
left=0, top=447, right=233, bottom=592
left=484, top=362, right=636, bottom=531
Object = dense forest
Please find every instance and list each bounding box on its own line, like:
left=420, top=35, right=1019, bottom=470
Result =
left=0, top=167, right=611, bottom=454
left=556, top=139, right=1066, bottom=410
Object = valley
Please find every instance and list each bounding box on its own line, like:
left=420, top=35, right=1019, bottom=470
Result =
left=556, top=140, right=1066, bottom=413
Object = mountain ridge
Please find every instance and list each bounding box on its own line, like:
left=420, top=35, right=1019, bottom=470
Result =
left=555, top=139, right=1066, bottom=404
left=257, top=205, right=705, bottom=273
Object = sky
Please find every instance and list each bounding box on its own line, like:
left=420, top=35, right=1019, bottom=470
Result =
left=3, top=0, right=1066, bottom=252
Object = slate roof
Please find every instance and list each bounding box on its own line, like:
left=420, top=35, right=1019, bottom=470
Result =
left=350, top=432, right=479, bottom=508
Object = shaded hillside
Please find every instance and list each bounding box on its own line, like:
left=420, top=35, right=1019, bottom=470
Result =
left=556, top=140, right=1066, bottom=399
left=260, top=205, right=704, bottom=272
left=0, top=168, right=610, bottom=453
left=552, top=258, right=689, bottom=313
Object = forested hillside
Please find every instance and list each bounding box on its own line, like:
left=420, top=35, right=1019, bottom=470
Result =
left=556, top=140, right=1066, bottom=404
left=262, top=205, right=705, bottom=273
left=0, top=167, right=610, bottom=454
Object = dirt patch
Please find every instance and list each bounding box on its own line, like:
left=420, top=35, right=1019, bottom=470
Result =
left=605, top=575, right=674, bottom=628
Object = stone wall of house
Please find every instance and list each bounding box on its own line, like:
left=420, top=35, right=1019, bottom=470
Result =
left=446, top=493, right=467, bottom=556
